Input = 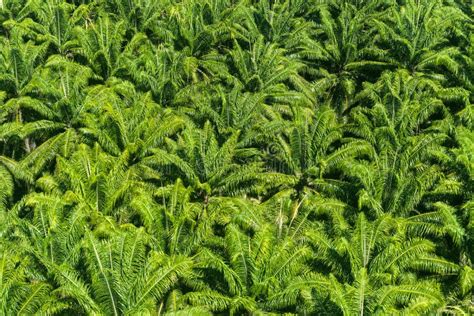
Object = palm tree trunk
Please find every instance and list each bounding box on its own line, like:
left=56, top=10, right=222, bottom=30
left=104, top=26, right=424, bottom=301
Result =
left=16, top=109, right=34, bottom=154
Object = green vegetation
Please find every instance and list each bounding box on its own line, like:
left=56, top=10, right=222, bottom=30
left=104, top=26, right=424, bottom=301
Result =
left=0, top=0, right=473, bottom=314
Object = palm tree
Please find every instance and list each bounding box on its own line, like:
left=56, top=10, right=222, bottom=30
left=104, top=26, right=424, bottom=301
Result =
left=227, top=35, right=311, bottom=103
left=79, top=77, right=186, bottom=159
left=180, top=195, right=313, bottom=314
left=0, top=29, right=48, bottom=158
left=0, top=243, right=66, bottom=315
left=144, top=121, right=264, bottom=199
left=1, top=56, right=95, bottom=179
left=271, top=211, right=459, bottom=314
left=83, top=228, right=195, bottom=315
left=299, top=0, right=391, bottom=114
left=345, top=70, right=459, bottom=217
left=4, top=197, right=196, bottom=315
left=72, top=13, right=126, bottom=80
left=121, top=0, right=234, bottom=105
left=12, top=0, right=80, bottom=55
left=372, top=0, right=469, bottom=84
left=266, top=105, right=371, bottom=203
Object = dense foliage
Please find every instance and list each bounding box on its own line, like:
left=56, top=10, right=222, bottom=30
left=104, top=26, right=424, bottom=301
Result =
left=0, top=0, right=473, bottom=314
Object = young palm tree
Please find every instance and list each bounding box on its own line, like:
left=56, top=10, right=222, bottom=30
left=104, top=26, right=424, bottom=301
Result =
left=73, top=14, right=126, bottom=80
left=0, top=55, right=101, bottom=189
left=345, top=70, right=458, bottom=217
left=299, top=0, right=391, bottom=114
left=270, top=211, right=458, bottom=314
left=16, top=0, right=79, bottom=55
left=373, top=0, right=469, bottom=82
left=0, top=31, right=48, bottom=158
left=144, top=121, right=264, bottom=199
left=267, top=105, right=371, bottom=202
left=0, top=243, right=68, bottom=314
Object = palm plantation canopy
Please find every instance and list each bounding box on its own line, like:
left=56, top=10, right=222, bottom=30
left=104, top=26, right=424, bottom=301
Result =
left=0, top=0, right=473, bottom=314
